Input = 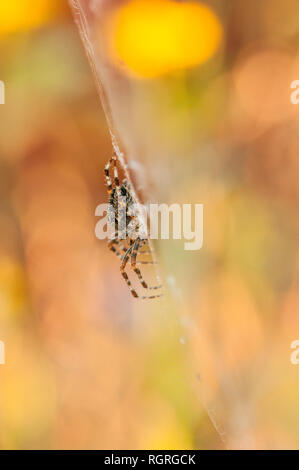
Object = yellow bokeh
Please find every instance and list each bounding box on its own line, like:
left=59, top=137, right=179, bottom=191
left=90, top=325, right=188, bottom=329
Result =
left=141, top=404, right=193, bottom=449
left=0, top=0, right=61, bottom=35
left=107, top=0, right=222, bottom=78
left=0, top=258, right=26, bottom=319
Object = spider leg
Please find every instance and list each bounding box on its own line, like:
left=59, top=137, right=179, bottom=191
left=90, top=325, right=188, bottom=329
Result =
left=104, top=151, right=120, bottom=194
left=136, top=261, right=157, bottom=265
left=120, top=244, right=162, bottom=299
left=120, top=246, right=139, bottom=298
left=135, top=242, right=157, bottom=263
left=140, top=293, right=163, bottom=300
left=116, top=239, right=128, bottom=253
left=131, top=238, right=163, bottom=294
left=110, top=241, right=149, bottom=264
left=137, top=241, right=152, bottom=255
left=108, top=238, right=128, bottom=259
left=109, top=242, right=155, bottom=264
left=110, top=240, right=155, bottom=264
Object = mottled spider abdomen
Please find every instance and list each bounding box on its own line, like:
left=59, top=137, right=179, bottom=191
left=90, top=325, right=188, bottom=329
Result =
left=108, top=181, right=134, bottom=233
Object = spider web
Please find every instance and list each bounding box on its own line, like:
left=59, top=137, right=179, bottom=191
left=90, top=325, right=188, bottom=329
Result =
left=69, top=0, right=162, bottom=287
left=69, top=0, right=226, bottom=448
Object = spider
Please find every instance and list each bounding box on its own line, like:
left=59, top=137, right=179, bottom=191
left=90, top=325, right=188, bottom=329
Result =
left=104, top=152, right=163, bottom=299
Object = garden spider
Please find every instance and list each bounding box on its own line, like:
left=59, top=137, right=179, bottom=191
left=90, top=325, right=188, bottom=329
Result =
left=104, top=152, right=163, bottom=299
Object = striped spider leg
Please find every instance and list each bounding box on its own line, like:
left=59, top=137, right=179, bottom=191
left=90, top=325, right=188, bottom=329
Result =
left=120, top=237, right=163, bottom=299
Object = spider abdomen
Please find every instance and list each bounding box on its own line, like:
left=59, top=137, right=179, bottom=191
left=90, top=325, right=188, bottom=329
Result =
left=108, top=183, right=134, bottom=231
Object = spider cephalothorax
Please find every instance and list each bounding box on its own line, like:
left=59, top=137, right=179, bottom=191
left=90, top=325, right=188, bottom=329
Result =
left=104, top=152, right=162, bottom=299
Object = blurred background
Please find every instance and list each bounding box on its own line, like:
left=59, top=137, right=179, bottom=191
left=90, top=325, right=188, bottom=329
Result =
left=0, top=0, right=299, bottom=449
